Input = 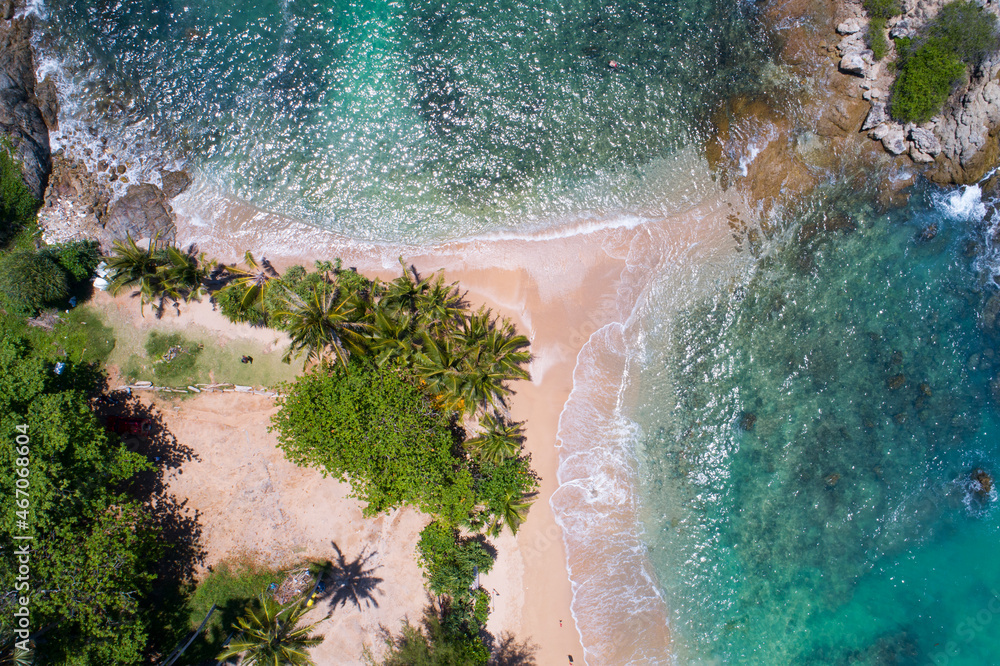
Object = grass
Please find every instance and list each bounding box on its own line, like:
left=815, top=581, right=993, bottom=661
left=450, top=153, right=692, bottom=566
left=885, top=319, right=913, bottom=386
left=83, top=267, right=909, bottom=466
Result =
left=0, top=305, right=116, bottom=366
left=176, top=558, right=285, bottom=664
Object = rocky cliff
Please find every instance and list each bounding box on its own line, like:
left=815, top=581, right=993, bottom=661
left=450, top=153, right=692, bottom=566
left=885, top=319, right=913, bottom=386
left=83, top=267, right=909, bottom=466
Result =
left=0, top=6, right=51, bottom=200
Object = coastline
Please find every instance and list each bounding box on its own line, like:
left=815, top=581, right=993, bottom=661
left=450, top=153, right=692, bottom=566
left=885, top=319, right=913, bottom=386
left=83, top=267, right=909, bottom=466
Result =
left=168, top=173, right=747, bottom=663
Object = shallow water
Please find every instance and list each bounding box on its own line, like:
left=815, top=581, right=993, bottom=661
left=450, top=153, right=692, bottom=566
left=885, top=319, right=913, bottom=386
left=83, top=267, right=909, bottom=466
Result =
left=631, top=182, right=1000, bottom=664
left=35, top=0, right=773, bottom=241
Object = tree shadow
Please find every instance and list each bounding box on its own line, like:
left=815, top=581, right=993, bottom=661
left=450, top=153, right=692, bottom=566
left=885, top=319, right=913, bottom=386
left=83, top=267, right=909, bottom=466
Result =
left=489, top=631, right=539, bottom=666
left=313, top=543, right=384, bottom=611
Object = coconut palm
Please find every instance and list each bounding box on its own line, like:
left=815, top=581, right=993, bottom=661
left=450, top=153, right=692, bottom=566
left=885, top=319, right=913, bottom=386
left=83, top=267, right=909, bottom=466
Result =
left=412, top=333, right=467, bottom=412
left=487, top=489, right=535, bottom=537
left=217, top=251, right=279, bottom=309
left=365, top=306, right=417, bottom=368
left=105, top=233, right=165, bottom=313
left=277, top=288, right=368, bottom=368
left=216, top=594, right=323, bottom=666
left=158, top=245, right=210, bottom=302
left=466, top=412, right=524, bottom=464
left=453, top=312, right=531, bottom=414
left=415, top=276, right=465, bottom=333
left=378, top=257, right=431, bottom=318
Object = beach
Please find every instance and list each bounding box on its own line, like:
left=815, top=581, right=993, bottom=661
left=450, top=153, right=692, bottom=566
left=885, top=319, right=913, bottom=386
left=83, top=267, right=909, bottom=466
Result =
left=114, top=173, right=745, bottom=664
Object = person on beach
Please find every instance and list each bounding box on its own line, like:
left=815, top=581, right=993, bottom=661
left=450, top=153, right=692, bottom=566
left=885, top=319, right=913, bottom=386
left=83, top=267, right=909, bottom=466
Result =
left=241, top=355, right=253, bottom=364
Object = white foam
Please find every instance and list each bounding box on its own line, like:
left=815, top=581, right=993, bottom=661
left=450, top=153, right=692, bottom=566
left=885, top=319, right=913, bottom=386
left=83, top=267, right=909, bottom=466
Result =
left=935, top=184, right=987, bottom=221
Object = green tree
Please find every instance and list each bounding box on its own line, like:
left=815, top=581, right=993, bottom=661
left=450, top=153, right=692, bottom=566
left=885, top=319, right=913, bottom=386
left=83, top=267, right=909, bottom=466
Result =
left=0, top=141, right=38, bottom=246
left=474, top=456, right=539, bottom=537
left=366, top=306, right=417, bottom=368
left=416, top=276, right=465, bottom=334
left=277, top=289, right=368, bottom=368
left=217, top=251, right=279, bottom=309
left=158, top=245, right=210, bottom=302
left=926, top=0, right=1000, bottom=65
left=376, top=603, right=490, bottom=666
left=216, top=595, right=323, bottom=666
left=465, top=412, right=524, bottom=464
left=271, top=363, right=474, bottom=518
left=890, top=40, right=965, bottom=122
left=105, top=234, right=165, bottom=312
left=378, top=258, right=432, bottom=319
left=0, top=250, right=69, bottom=314
left=416, top=522, right=494, bottom=600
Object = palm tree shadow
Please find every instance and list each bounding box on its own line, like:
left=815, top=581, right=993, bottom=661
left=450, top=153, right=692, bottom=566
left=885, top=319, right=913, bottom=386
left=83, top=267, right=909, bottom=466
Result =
left=313, top=542, right=384, bottom=612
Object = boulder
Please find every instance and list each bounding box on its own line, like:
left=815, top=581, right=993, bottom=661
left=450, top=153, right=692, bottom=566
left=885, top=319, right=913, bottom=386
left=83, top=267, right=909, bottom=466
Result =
left=1, top=0, right=13, bottom=21
left=836, top=19, right=862, bottom=34
left=33, top=75, right=58, bottom=131
left=881, top=126, right=909, bottom=155
left=910, top=145, right=935, bottom=163
left=862, top=103, right=888, bottom=131
left=909, top=127, right=942, bottom=155
left=159, top=169, right=192, bottom=199
left=869, top=124, right=890, bottom=140
left=103, top=184, right=176, bottom=245
left=0, top=17, right=51, bottom=200
left=839, top=52, right=867, bottom=77
left=889, top=19, right=915, bottom=39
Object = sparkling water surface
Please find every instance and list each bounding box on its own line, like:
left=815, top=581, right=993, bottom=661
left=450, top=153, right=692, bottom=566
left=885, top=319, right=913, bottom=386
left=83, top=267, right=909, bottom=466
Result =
left=33, top=1, right=1000, bottom=664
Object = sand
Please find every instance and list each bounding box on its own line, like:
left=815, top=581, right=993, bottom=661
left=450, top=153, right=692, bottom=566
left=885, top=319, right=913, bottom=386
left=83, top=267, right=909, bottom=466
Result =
left=130, top=161, right=748, bottom=663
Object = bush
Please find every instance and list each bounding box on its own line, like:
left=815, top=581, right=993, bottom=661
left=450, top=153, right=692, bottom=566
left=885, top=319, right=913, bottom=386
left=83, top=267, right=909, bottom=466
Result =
left=0, top=250, right=69, bottom=314
left=926, top=0, right=1000, bottom=65
left=45, top=240, right=102, bottom=282
left=215, top=282, right=268, bottom=325
left=271, top=362, right=475, bottom=519
left=864, top=0, right=901, bottom=20
left=891, top=39, right=966, bottom=122
left=0, top=142, right=38, bottom=246
left=416, top=521, right=495, bottom=600
left=868, top=18, right=890, bottom=61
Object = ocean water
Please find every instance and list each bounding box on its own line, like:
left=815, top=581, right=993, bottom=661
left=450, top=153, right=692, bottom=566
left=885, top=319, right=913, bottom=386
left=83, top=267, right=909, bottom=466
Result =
left=33, top=0, right=773, bottom=241
left=630, top=181, right=1000, bottom=664
left=31, top=0, right=1000, bottom=664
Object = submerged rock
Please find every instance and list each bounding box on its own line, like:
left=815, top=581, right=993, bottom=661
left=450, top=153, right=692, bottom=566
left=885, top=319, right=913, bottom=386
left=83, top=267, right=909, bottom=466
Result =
left=971, top=468, right=994, bottom=498
left=917, top=223, right=938, bottom=242
left=824, top=473, right=841, bottom=487
left=739, top=411, right=757, bottom=431
left=159, top=169, right=192, bottom=199
left=888, top=374, right=905, bottom=390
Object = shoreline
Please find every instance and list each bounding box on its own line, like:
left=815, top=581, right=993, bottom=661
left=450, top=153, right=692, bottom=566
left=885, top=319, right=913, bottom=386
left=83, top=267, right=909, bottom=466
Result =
left=170, top=172, right=748, bottom=663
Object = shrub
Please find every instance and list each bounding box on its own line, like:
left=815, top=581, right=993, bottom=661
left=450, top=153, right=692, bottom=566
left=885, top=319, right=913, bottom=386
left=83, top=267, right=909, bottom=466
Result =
left=0, top=250, right=69, bottom=314
left=45, top=240, right=102, bottom=282
left=891, top=39, right=966, bottom=122
left=0, top=142, right=38, bottom=246
left=416, top=521, right=495, bottom=600
left=926, top=0, right=1000, bottom=65
left=864, top=0, right=901, bottom=20
left=215, top=282, right=268, bottom=325
left=271, top=362, right=475, bottom=518
left=868, top=18, right=890, bottom=61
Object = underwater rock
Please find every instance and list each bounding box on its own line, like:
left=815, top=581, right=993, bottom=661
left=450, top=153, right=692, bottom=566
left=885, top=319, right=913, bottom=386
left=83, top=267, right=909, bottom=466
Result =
left=893, top=412, right=907, bottom=424
left=917, top=223, right=938, bottom=242
left=991, top=374, right=1000, bottom=408
left=891, top=350, right=903, bottom=365
left=983, top=293, right=1000, bottom=334
left=918, top=382, right=932, bottom=397
left=824, top=473, right=841, bottom=487
left=887, top=374, right=905, bottom=390
left=971, top=468, right=993, bottom=498
left=739, top=412, right=757, bottom=431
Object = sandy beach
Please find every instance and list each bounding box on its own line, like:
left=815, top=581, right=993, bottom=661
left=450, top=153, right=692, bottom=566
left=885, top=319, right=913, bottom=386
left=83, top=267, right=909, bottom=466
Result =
left=120, top=169, right=747, bottom=665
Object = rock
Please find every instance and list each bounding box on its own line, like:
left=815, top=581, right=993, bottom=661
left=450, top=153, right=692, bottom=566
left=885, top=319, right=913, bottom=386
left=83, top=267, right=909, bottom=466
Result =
left=917, top=223, right=938, bottom=241
left=0, top=17, right=52, bottom=200
left=889, top=19, right=915, bottom=39
left=159, top=169, right=192, bottom=199
left=103, top=183, right=176, bottom=245
left=888, top=374, right=906, bottom=390
left=739, top=411, right=757, bottom=431
left=1, top=0, right=13, bottom=21
left=824, top=473, right=841, bottom=486
left=187, top=386, right=201, bottom=393
left=891, top=350, right=903, bottom=365
left=909, top=127, right=942, bottom=155
left=983, top=292, right=1000, bottom=334
left=992, top=374, right=1000, bottom=408
left=837, top=19, right=862, bottom=34
left=870, top=124, right=890, bottom=140
left=839, top=52, right=868, bottom=77
left=135, top=380, right=153, bottom=387
left=910, top=146, right=935, bottom=163
left=881, top=126, right=909, bottom=155
left=33, top=75, right=59, bottom=131
left=116, top=164, right=126, bottom=174
left=919, top=383, right=932, bottom=397
left=862, top=103, right=888, bottom=131
left=971, top=468, right=993, bottom=498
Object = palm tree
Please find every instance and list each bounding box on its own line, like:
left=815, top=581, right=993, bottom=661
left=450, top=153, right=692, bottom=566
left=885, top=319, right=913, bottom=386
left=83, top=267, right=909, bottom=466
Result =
left=105, top=233, right=165, bottom=314
left=277, top=288, right=368, bottom=368
left=365, top=305, right=417, bottom=368
left=454, top=312, right=532, bottom=414
left=412, top=333, right=466, bottom=413
left=415, top=276, right=465, bottom=334
left=216, top=594, right=323, bottom=666
left=216, top=251, right=279, bottom=309
left=466, top=411, right=524, bottom=464
left=487, top=489, right=535, bottom=537
left=158, top=245, right=210, bottom=302
left=378, top=257, right=431, bottom=318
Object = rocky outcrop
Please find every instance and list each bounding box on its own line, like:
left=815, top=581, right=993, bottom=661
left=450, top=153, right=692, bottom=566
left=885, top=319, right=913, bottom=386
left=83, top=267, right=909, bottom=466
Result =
left=0, top=11, right=51, bottom=200
left=103, top=183, right=177, bottom=245
left=159, top=169, right=192, bottom=199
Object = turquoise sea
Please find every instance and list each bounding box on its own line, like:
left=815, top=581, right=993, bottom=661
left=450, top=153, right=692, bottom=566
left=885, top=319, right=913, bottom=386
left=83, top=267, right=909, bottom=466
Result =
left=33, top=0, right=1000, bottom=663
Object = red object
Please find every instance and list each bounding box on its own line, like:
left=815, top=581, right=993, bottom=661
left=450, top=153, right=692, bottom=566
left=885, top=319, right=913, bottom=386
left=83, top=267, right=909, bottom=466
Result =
left=106, top=415, right=152, bottom=435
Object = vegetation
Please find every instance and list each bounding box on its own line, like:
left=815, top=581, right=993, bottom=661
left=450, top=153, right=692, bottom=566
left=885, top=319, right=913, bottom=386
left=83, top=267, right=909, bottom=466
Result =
left=0, top=142, right=37, bottom=246
left=0, top=250, right=68, bottom=315
left=0, top=336, right=161, bottom=664
left=867, top=18, right=889, bottom=61
left=144, top=330, right=204, bottom=383
left=416, top=522, right=494, bottom=601
left=375, top=601, right=492, bottom=666
left=216, top=594, right=323, bottom=665
left=863, top=0, right=901, bottom=20
left=105, top=235, right=211, bottom=315
left=890, top=0, right=1000, bottom=122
